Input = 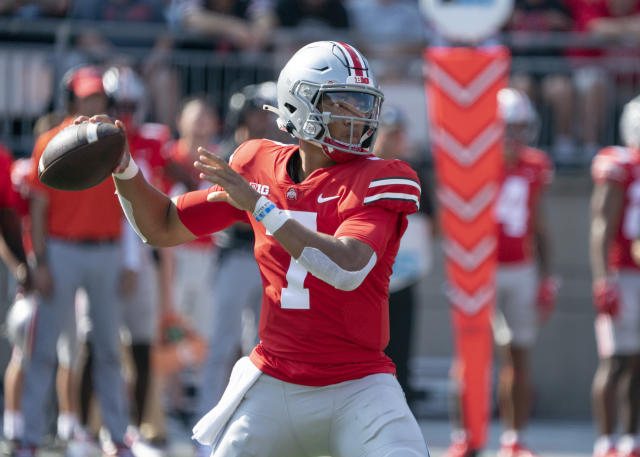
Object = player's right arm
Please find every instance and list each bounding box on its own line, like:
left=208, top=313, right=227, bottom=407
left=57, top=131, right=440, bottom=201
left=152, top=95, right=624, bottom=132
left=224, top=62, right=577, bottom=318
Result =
left=76, top=116, right=235, bottom=247
left=113, top=165, right=195, bottom=247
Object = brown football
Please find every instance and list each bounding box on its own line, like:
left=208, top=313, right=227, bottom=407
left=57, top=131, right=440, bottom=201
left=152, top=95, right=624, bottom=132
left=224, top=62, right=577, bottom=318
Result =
left=38, top=122, right=125, bottom=191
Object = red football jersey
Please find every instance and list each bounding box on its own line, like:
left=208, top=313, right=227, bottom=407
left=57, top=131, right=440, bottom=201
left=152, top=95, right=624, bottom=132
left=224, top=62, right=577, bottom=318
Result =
left=176, top=139, right=421, bottom=386
left=496, top=146, right=553, bottom=263
left=129, top=123, right=170, bottom=190
left=591, top=146, right=640, bottom=270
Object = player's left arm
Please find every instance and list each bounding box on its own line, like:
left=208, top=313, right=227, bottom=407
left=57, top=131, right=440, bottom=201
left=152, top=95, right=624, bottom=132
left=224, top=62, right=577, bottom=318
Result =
left=271, top=217, right=378, bottom=291
left=196, top=149, right=401, bottom=291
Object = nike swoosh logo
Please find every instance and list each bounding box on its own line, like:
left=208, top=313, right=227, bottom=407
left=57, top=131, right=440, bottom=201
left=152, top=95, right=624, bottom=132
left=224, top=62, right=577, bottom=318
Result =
left=317, top=194, right=340, bottom=203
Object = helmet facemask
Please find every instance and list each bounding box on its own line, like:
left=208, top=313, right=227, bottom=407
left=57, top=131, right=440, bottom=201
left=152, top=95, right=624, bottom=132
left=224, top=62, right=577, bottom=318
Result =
left=286, top=81, right=383, bottom=163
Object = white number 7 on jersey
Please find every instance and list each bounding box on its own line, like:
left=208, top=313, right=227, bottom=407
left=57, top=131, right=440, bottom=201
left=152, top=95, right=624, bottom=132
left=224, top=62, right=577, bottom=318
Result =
left=266, top=210, right=317, bottom=309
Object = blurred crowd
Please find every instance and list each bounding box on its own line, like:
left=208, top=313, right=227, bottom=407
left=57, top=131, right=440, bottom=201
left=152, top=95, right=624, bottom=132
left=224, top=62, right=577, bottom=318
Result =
left=1, top=0, right=640, bottom=166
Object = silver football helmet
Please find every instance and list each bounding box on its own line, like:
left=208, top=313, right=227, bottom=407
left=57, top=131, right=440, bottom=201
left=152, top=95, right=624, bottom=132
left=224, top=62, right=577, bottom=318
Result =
left=266, top=41, right=384, bottom=163
left=497, top=87, right=540, bottom=146
left=620, top=94, right=640, bottom=149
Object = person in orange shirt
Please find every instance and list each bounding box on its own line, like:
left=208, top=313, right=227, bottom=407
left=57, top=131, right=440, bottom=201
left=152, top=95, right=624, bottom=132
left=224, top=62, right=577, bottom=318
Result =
left=16, top=65, right=136, bottom=457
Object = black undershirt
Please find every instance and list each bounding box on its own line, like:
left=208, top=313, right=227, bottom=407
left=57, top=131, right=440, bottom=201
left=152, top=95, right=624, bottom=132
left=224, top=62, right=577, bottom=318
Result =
left=287, top=150, right=302, bottom=184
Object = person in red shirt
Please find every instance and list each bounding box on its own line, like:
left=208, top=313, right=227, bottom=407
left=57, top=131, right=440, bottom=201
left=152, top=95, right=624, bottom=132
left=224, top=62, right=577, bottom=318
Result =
left=163, top=96, right=220, bottom=339
left=493, top=88, right=556, bottom=457
left=160, top=96, right=222, bottom=434
left=0, top=144, right=35, bottom=454
left=99, top=65, right=171, bottom=446
left=18, top=65, right=136, bottom=457
left=589, top=94, right=640, bottom=457
left=80, top=41, right=429, bottom=457
left=0, top=143, right=30, bottom=291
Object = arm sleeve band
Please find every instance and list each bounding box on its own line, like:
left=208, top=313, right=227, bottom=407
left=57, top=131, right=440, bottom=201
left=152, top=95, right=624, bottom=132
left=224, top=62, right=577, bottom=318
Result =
left=295, top=247, right=377, bottom=292
left=121, top=219, right=142, bottom=271
left=113, top=158, right=140, bottom=180
left=253, top=196, right=290, bottom=234
left=117, top=191, right=148, bottom=243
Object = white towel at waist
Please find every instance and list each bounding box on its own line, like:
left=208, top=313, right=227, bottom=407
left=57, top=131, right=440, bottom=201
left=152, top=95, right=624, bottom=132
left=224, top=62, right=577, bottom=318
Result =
left=192, top=356, right=262, bottom=447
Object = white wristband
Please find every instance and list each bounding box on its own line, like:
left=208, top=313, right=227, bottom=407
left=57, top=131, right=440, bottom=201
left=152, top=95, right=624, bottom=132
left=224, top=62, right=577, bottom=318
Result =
left=252, top=196, right=290, bottom=234
left=113, top=158, right=139, bottom=180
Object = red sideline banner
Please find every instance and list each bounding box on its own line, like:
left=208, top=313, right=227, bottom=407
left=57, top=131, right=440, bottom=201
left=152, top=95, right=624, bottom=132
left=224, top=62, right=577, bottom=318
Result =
left=424, top=46, right=510, bottom=449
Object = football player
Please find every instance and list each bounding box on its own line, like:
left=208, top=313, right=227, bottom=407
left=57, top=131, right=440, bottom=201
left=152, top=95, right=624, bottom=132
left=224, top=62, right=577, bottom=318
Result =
left=494, top=88, right=556, bottom=457
left=445, top=88, right=557, bottom=457
left=589, top=94, right=640, bottom=457
left=78, top=41, right=429, bottom=456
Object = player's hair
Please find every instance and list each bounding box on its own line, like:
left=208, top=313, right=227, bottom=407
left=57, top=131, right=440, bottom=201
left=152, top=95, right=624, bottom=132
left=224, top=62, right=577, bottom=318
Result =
left=176, top=94, right=218, bottom=121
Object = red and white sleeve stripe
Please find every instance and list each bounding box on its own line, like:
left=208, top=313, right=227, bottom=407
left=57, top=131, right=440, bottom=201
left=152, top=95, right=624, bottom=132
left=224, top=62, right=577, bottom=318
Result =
left=364, top=176, right=421, bottom=213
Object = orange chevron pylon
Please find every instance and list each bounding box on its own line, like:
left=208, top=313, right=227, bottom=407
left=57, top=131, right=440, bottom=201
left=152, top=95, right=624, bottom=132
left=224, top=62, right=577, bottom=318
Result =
left=424, top=45, right=510, bottom=450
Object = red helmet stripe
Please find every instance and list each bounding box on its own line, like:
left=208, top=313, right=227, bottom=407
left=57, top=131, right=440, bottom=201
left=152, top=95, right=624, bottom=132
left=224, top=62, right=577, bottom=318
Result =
left=337, top=42, right=366, bottom=77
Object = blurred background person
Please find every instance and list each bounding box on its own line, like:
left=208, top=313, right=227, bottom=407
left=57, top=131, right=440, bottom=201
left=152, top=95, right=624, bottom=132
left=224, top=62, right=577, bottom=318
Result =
left=193, top=80, right=289, bottom=457
left=160, top=95, right=221, bottom=443
left=72, top=64, right=171, bottom=456
left=372, top=105, right=434, bottom=406
left=266, top=0, right=350, bottom=55
left=19, top=65, right=133, bottom=457
left=166, top=0, right=275, bottom=52
left=103, top=64, right=170, bottom=456
left=493, top=88, right=556, bottom=457
left=503, top=0, right=576, bottom=165
left=563, top=0, right=640, bottom=164
left=444, top=88, right=557, bottom=457
left=0, top=141, right=35, bottom=456
left=346, top=0, right=429, bottom=81
left=0, top=0, right=69, bottom=18
left=1, top=120, right=76, bottom=457
left=67, top=0, right=179, bottom=128
left=589, top=94, right=640, bottom=457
